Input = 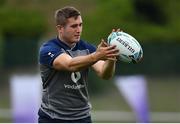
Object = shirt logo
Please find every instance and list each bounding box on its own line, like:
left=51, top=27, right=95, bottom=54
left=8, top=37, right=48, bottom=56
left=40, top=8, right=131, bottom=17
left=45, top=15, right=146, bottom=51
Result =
left=48, top=52, right=54, bottom=58
left=64, top=72, right=84, bottom=89
left=71, top=72, right=81, bottom=83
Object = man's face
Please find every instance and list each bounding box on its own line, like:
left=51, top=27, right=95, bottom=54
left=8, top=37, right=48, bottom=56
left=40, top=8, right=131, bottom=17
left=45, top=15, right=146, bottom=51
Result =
left=58, top=15, right=83, bottom=45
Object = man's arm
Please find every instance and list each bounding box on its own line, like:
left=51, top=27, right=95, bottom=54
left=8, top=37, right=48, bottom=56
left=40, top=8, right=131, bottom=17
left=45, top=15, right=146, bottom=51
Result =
left=53, top=43, right=118, bottom=72
left=53, top=52, right=97, bottom=72
left=92, top=59, right=116, bottom=80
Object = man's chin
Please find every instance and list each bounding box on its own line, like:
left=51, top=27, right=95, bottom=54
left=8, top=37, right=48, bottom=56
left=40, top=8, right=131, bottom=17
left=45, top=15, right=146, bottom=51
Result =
left=74, top=38, right=80, bottom=42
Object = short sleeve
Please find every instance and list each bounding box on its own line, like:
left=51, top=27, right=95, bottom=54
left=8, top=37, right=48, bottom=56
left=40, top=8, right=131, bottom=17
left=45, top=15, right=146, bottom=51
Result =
left=39, top=44, right=63, bottom=67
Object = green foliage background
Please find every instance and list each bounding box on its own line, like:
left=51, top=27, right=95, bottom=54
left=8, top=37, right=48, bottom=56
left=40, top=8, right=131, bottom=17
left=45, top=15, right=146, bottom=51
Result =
left=0, top=0, right=180, bottom=45
left=82, top=0, right=180, bottom=43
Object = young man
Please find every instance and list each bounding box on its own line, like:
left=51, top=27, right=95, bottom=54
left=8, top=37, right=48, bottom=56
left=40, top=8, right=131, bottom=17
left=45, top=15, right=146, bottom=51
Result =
left=38, top=6, right=119, bottom=123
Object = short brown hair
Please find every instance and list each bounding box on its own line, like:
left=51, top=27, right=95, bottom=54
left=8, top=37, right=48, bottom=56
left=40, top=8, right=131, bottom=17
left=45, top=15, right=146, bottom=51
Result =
left=55, top=6, right=81, bottom=26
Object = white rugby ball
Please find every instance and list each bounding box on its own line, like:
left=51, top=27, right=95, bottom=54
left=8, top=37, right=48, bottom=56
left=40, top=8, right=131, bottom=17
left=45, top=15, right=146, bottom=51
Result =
left=107, top=31, right=143, bottom=63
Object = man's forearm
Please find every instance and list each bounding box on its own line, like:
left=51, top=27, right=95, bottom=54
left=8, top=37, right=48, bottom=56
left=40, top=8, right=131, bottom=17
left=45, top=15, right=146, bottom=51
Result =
left=100, top=59, right=116, bottom=80
left=68, top=52, right=98, bottom=72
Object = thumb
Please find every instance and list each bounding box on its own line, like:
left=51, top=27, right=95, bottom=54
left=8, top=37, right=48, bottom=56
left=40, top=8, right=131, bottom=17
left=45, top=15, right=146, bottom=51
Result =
left=98, top=39, right=103, bottom=47
left=101, top=39, right=108, bottom=46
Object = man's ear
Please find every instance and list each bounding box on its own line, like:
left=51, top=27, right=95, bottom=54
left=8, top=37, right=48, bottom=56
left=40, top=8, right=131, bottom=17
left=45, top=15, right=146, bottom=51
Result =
left=56, top=25, right=64, bottom=33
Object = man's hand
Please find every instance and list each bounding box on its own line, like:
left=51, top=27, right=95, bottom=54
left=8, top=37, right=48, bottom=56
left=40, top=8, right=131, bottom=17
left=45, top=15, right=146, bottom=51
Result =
left=93, top=39, right=119, bottom=61
left=112, top=28, right=122, bottom=33
left=91, top=28, right=123, bottom=79
left=92, top=28, right=123, bottom=62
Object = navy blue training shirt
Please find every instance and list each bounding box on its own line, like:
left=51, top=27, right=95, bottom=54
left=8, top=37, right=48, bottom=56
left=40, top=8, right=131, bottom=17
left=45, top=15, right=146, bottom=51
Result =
left=38, top=37, right=96, bottom=120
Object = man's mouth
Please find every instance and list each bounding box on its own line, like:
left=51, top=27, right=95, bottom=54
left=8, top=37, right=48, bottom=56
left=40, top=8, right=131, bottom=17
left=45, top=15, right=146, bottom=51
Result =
left=74, top=35, right=80, bottom=38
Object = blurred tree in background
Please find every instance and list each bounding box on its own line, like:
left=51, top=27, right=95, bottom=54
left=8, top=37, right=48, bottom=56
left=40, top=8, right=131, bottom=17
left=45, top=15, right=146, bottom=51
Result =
left=0, top=0, right=5, bottom=6
left=83, top=0, right=180, bottom=42
left=0, top=0, right=179, bottom=94
left=0, top=7, right=47, bottom=68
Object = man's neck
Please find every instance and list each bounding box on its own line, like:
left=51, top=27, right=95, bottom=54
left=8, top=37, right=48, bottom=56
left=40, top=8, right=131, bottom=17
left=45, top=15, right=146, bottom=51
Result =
left=58, top=35, right=76, bottom=48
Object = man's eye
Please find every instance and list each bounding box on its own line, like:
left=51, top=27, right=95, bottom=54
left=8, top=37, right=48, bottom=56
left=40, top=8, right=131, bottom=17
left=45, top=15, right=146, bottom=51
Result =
left=71, top=25, right=77, bottom=28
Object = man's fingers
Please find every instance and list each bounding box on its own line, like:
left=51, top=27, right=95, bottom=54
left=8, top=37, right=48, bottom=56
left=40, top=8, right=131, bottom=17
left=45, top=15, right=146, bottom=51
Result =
left=111, top=28, right=123, bottom=32
left=116, top=28, right=121, bottom=32
left=106, top=49, right=119, bottom=55
left=106, top=45, right=117, bottom=50
left=107, top=57, right=117, bottom=61
left=101, top=39, right=108, bottom=46
left=112, top=29, right=115, bottom=32
left=101, top=39, right=105, bottom=43
left=98, top=39, right=104, bottom=47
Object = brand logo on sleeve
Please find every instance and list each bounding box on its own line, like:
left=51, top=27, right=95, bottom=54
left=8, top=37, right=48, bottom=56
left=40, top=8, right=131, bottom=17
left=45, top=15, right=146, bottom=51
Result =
left=48, top=52, right=54, bottom=58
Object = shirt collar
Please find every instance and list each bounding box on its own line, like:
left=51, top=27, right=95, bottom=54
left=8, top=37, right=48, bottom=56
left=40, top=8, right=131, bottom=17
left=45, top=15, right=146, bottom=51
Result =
left=55, top=36, right=78, bottom=50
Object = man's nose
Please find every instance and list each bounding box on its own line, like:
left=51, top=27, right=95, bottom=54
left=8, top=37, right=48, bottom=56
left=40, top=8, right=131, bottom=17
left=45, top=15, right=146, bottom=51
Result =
left=76, top=26, right=82, bottom=33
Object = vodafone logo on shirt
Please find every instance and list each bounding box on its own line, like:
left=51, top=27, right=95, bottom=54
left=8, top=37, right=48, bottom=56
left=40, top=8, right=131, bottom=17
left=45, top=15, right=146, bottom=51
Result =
left=64, top=72, right=85, bottom=89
